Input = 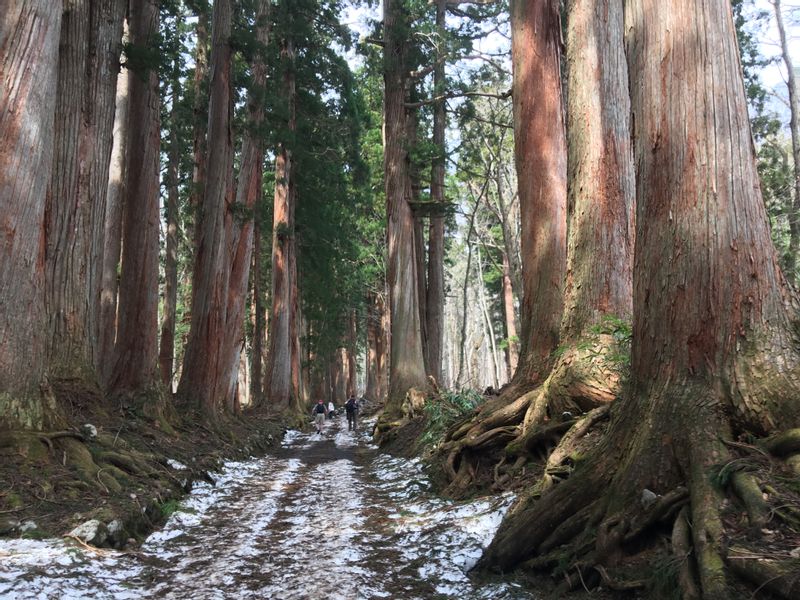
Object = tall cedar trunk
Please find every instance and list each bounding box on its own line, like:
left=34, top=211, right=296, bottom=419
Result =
left=425, top=0, right=447, bottom=386
left=414, top=215, right=429, bottom=373
left=408, top=102, right=429, bottom=375
left=364, top=292, right=383, bottom=402
left=159, top=76, right=181, bottom=389
left=219, top=0, right=270, bottom=410
left=108, top=0, right=161, bottom=398
left=188, top=5, right=209, bottom=256
left=250, top=198, right=264, bottom=405
left=176, top=0, right=233, bottom=415
left=98, top=25, right=129, bottom=386
left=457, top=205, right=478, bottom=387
left=509, top=0, right=567, bottom=389
left=266, top=28, right=297, bottom=411
left=773, top=0, right=800, bottom=285
left=513, top=0, right=635, bottom=437
left=501, top=252, right=519, bottom=379
left=347, top=310, right=357, bottom=397
left=481, top=1, right=800, bottom=588
left=496, top=160, right=523, bottom=306
left=289, top=174, right=303, bottom=409
left=45, top=0, right=125, bottom=384
left=0, top=1, right=62, bottom=429
left=384, top=0, right=428, bottom=418
left=560, top=0, right=634, bottom=343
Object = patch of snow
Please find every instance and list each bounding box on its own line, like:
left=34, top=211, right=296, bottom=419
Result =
left=0, top=420, right=534, bottom=599
left=166, top=458, right=187, bottom=470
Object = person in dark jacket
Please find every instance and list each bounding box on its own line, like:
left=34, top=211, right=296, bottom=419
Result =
left=344, top=395, right=358, bottom=431
left=312, top=400, right=326, bottom=434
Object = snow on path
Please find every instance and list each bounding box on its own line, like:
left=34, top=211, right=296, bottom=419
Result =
left=0, top=416, right=535, bottom=599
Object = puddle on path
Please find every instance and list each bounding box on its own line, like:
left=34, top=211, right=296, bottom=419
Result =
left=0, top=417, right=535, bottom=599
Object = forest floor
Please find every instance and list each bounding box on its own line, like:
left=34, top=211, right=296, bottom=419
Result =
left=1, top=414, right=536, bottom=599
left=380, top=412, right=800, bottom=599
left=0, top=402, right=285, bottom=549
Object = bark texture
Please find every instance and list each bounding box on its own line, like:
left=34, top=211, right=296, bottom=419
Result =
left=512, top=0, right=635, bottom=439
left=366, top=291, right=389, bottom=402
left=265, top=28, right=298, bottom=411
left=509, top=0, right=567, bottom=387
left=0, top=1, right=62, bottom=429
left=382, top=0, right=428, bottom=421
left=45, top=0, right=125, bottom=383
left=187, top=4, right=209, bottom=255
left=98, top=31, right=129, bottom=386
left=176, top=0, right=234, bottom=415
left=159, top=76, right=182, bottom=389
left=478, top=3, right=800, bottom=598
left=219, top=0, right=270, bottom=410
left=425, top=0, right=447, bottom=387
left=108, top=0, right=161, bottom=398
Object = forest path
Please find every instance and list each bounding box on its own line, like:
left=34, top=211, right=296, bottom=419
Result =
left=0, top=415, right=534, bottom=599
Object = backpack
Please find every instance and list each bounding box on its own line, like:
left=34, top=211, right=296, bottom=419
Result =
left=345, top=398, right=357, bottom=412
left=314, top=403, right=326, bottom=414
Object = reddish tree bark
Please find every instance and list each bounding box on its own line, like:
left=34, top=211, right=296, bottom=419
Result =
left=382, top=0, right=428, bottom=421
left=45, top=0, right=125, bottom=384
left=426, top=0, right=447, bottom=387
left=107, top=0, right=161, bottom=398
left=265, top=29, right=298, bottom=411
left=509, top=0, right=567, bottom=389
left=159, top=76, right=182, bottom=390
left=176, top=0, right=234, bottom=415
left=501, top=252, right=519, bottom=379
left=219, top=0, right=270, bottom=410
left=347, top=310, right=358, bottom=397
left=98, top=25, right=129, bottom=386
left=187, top=3, right=209, bottom=255
left=480, top=3, right=800, bottom=596
left=250, top=217, right=265, bottom=405
left=511, top=0, right=635, bottom=438
left=0, top=1, right=61, bottom=429
left=366, top=291, right=389, bottom=402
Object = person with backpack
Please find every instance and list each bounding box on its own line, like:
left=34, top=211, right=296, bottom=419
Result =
left=312, top=400, right=326, bottom=434
left=345, top=394, right=358, bottom=431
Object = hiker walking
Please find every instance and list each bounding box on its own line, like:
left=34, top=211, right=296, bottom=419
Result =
left=327, top=400, right=335, bottom=419
left=312, top=400, right=326, bottom=434
left=345, top=394, right=359, bottom=431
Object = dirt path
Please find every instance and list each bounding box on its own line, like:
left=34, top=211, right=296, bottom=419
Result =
left=0, top=416, right=534, bottom=599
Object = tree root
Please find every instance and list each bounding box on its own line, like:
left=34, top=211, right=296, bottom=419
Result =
left=506, top=419, right=573, bottom=457
left=762, top=428, right=800, bottom=458
left=688, top=438, right=730, bottom=600
left=623, top=486, right=688, bottom=545
left=452, top=391, right=534, bottom=443
left=542, top=405, right=610, bottom=471
left=727, top=547, right=800, bottom=599
left=731, top=471, right=769, bottom=530
left=462, top=425, right=519, bottom=451
left=672, top=506, right=701, bottom=600
left=785, top=453, right=800, bottom=476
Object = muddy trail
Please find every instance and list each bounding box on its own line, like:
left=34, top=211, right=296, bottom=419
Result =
left=0, top=416, right=535, bottom=599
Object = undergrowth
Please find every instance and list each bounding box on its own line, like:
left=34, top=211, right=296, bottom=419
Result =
left=421, top=389, right=484, bottom=447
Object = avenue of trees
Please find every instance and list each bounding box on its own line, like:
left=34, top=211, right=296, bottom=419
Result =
left=2, top=0, right=800, bottom=597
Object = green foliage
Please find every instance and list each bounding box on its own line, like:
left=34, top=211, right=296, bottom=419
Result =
left=556, top=315, right=634, bottom=371
left=159, top=498, right=197, bottom=518
left=710, top=458, right=752, bottom=489
left=420, top=389, right=484, bottom=447
left=646, top=551, right=683, bottom=600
